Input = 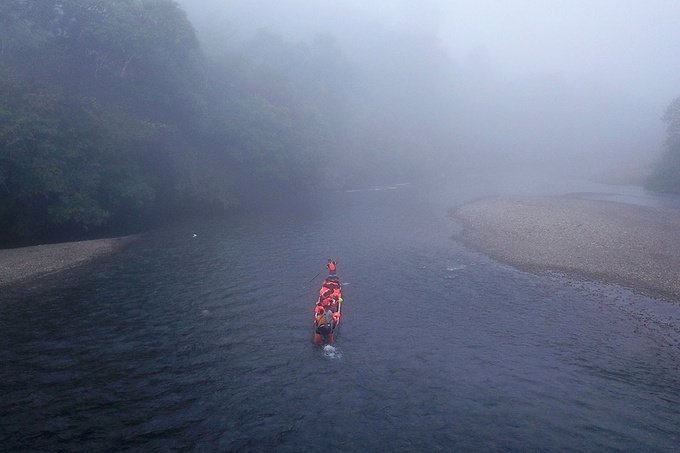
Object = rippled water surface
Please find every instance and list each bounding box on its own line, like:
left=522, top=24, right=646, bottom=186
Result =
left=2, top=174, right=680, bottom=451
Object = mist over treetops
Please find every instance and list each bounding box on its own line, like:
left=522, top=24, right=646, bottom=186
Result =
left=1, top=0, right=678, bottom=244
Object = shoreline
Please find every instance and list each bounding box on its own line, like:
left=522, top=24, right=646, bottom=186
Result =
left=453, top=196, right=680, bottom=302
left=0, top=235, right=140, bottom=289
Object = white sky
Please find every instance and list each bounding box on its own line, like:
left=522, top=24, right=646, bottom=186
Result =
left=182, top=0, right=680, bottom=108
left=335, top=0, right=680, bottom=102
left=178, top=0, right=680, bottom=172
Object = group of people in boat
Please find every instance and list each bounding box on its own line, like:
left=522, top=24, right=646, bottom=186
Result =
left=314, top=259, right=342, bottom=335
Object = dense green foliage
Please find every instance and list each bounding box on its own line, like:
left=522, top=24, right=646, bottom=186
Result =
left=0, top=1, right=344, bottom=243
left=1, top=1, right=668, bottom=243
left=647, top=98, right=680, bottom=193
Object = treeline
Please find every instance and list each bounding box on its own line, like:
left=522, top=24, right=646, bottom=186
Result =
left=6, top=1, right=668, bottom=245
left=646, top=97, right=680, bottom=193
left=0, top=0, right=348, bottom=244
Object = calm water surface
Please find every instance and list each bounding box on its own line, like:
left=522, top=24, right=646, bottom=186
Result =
left=2, top=174, right=680, bottom=451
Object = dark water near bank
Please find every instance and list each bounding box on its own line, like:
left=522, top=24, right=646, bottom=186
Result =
left=2, top=173, right=680, bottom=451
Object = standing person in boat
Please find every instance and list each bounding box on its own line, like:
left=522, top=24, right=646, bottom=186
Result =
left=327, top=259, right=337, bottom=276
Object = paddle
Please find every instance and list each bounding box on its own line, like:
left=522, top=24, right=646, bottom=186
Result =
left=335, top=296, right=343, bottom=328
left=308, top=270, right=322, bottom=283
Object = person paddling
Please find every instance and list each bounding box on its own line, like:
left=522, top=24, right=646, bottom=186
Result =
left=327, top=259, right=337, bottom=276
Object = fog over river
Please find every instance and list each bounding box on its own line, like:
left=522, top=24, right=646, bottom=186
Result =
left=2, top=174, right=680, bottom=451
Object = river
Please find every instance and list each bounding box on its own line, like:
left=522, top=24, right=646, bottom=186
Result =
left=2, top=172, right=679, bottom=451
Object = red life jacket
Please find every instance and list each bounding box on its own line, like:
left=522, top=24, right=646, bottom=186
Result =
left=321, top=297, right=333, bottom=307
left=327, top=261, right=336, bottom=272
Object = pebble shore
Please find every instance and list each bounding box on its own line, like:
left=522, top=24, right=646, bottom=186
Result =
left=454, top=196, right=680, bottom=301
left=0, top=236, right=138, bottom=288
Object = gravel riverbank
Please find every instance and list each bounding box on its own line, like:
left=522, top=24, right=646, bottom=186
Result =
left=0, top=236, right=138, bottom=288
left=454, top=196, right=680, bottom=301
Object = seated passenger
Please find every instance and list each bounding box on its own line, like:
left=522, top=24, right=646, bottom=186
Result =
left=321, top=297, right=334, bottom=308
left=331, top=310, right=340, bottom=328
left=315, top=309, right=332, bottom=335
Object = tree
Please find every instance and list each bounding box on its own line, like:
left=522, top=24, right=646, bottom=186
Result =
left=0, top=1, right=358, bottom=243
left=0, top=76, right=156, bottom=242
left=0, top=0, right=208, bottom=243
left=647, top=97, right=680, bottom=193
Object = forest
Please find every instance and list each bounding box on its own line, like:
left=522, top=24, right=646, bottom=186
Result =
left=0, top=0, right=348, bottom=244
left=646, top=97, right=680, bottom=193
left=1, top=0, right=677, bottom=245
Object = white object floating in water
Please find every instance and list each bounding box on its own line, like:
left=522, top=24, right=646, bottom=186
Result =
left=192, top=233, right=197, bottom=238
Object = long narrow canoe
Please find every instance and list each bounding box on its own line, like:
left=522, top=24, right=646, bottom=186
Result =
left=313, top=272, right=343, bottom=345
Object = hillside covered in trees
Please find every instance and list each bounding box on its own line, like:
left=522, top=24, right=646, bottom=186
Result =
left=0, top=0, right=352, bottom=244
left=1, top=0, right=672, bottom=245
left=646, top=97, right=680, bottom=193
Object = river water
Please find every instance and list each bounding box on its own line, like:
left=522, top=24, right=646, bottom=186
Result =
left=2, top=173, right=680, bottom=451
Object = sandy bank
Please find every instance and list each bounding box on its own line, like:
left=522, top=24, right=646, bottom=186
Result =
left=0, top=235, right=139, bottom=288
left=454, top=196, right=680, bottom=301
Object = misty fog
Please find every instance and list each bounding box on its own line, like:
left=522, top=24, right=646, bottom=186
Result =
left=3, top=0, right=679, bottom=242
left=181, top=0, right=679, bottom=182
left=5, top=2, right=680, bottom=451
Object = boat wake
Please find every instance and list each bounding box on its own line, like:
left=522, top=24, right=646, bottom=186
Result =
left=322, top=344, right=342, bottom=360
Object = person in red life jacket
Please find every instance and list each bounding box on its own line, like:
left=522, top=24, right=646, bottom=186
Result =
left=325, top=296, right=336, bottom=311
left=321, top=296, right=334, bottom=308
left=320, top=288, right=332, bottom=300
left=331, top=310, right=340, bottom=327
left=327, top=259, right=337, bottom=275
